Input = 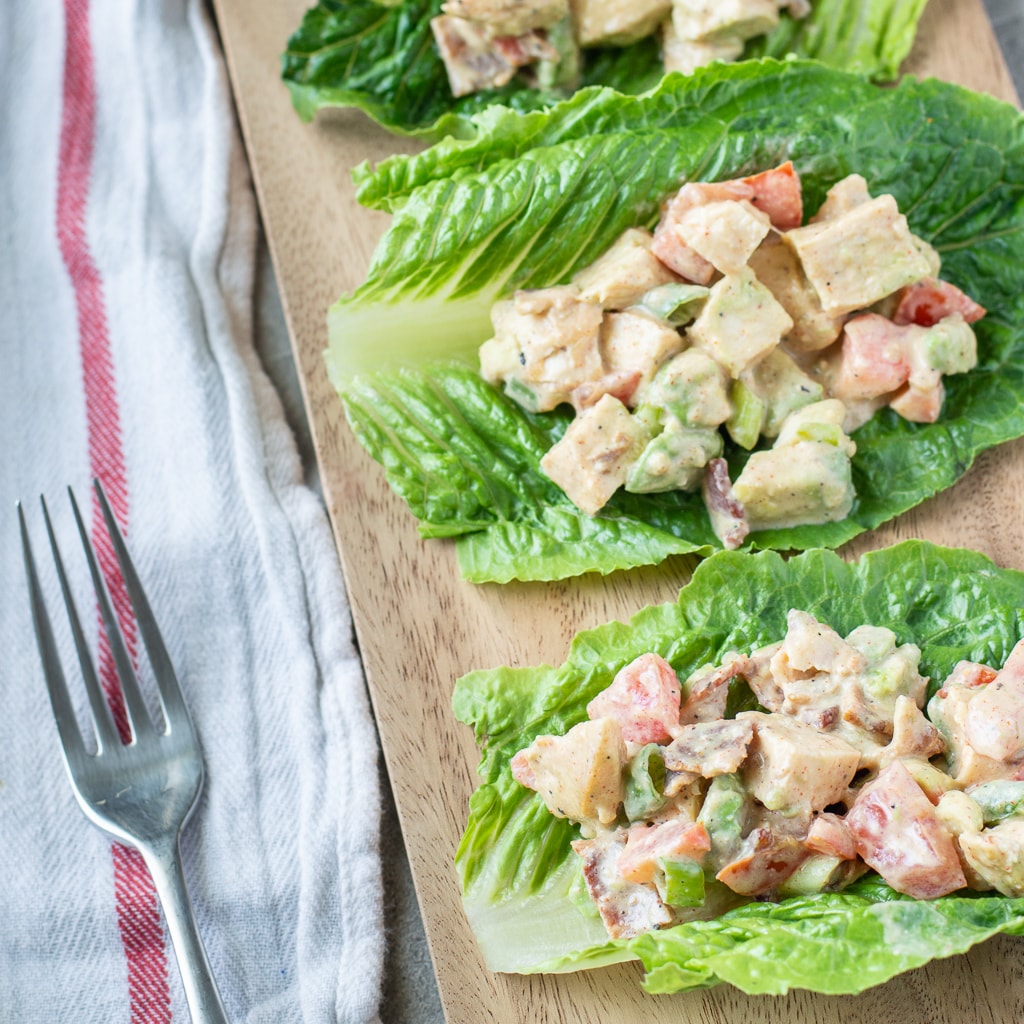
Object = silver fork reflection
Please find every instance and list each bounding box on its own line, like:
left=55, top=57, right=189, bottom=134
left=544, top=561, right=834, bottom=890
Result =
left=19, top=480, right=229, bottom=1024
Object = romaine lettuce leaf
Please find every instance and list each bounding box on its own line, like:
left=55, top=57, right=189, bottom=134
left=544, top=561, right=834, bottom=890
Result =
left=281, top=0, right=929, bottom=138
left=331, top=62, right=1024, bottom=582
left=451, top=541, right=1024, bottom=993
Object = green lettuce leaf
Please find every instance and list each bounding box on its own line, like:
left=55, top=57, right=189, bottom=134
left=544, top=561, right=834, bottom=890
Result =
left=451, top=541, right=1024, bottom=993
left=281, top=0, right=929, bottom=138
left=331, top=62, right=1024, bottom=582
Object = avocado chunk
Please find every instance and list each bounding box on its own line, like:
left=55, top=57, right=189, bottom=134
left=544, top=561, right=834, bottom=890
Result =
left=737, top=346, right=824, bottom=438
left=625, top=416, right=723, bottom=494
left=785, top=194, right=935, bottom=316
left=732, top=400, right=857, bottom=531
left=640, top=347, right=731, bottom=427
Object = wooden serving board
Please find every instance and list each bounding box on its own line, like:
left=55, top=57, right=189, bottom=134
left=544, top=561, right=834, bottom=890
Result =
left=211, top=2, right=1023, bottom=1021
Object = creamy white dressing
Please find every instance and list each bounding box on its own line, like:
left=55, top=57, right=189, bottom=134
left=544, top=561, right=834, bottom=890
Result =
left=511, top=615, right=1024, bottom=940
left=478, top=164, right=983, bottom=545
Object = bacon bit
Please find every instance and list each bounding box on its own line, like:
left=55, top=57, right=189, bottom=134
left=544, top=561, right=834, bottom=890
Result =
left=679, top=653, right=753, bottom=725
left=702, top=458, right=749, bottom=550
left=893, top=278, right=986, bottom=328
left=492, top=30, right=558, bottom=67
left=570, top=370, right=642, bottom=411
left=663, top=718, right=755, bottom=777
left=716, top=826, right=808, bottom=896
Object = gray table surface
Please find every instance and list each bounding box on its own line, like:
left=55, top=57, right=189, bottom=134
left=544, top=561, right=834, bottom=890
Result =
left=251, top=4, right=1024, bottom=1020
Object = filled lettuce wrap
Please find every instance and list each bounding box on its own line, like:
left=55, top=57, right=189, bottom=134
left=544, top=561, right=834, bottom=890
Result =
left=451, top=541, right=1024, bottom=994
left=327, top=60, right=1024, bottom=583
left=282, top=0, right=930, bottom=138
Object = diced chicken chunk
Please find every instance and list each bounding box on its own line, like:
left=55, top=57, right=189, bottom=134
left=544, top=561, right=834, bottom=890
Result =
left=573, top=228, right=680, bottom=310
left=587, top=653, right=682, bottom=745
left=599, top=309, right=685, bottom=402
left=663, top=718, right=755, bottom=777
left=442, top=0, right=568, bottom=35
left=774, top=609, right=864, bottom=677
left=738, top=711, right=861, bottom=814
left=929, top=649, right=1024, bottom=788
left=870, top=695, right=944, bottom=770
left=964, top=638, right=1024, bottom=763
left=688, top=266, right=793, bottom=377
left=540, top=394, right=646, bottom=514
left=786, top=193, right=935, bottom=316
left=572, top=831, right=673, bottom=938
left=671, top=199, right=771, bottom=275
left=959, top=821, right=1024, bottom=897
left=571, top=0, right=672, bottom=45
left=511, top=716, right=626, bottom=825
left=672, top=0, right=780, bottom=44
left=479, top=286, right=603, bottom=412
left=662, top=19, right=742, bottom=74
left=652, top=180, right=752, bottom=284
left=809, top=173, right=871, bottom=223
left=431, top=15, right=556, bottom=96
left=747, top=233, right=842, bottom=351
left=845, top=759, right=967, bottom=899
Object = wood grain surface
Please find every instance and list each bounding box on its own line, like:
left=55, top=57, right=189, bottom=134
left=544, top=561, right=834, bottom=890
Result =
left=211, top=2, right=1024, bottom=1021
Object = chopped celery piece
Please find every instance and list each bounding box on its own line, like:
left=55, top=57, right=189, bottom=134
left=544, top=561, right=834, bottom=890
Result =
left=624, top=743, right=668, bottom=821
left=726, top=380, right=765, bottom=450
left=640, top=283, right=710, bottom=325
left=658, top=858, right=706, bottom=908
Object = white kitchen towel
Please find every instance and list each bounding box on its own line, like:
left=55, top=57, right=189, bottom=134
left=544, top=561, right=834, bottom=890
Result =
left=0, top=2, right=384, bottom=1022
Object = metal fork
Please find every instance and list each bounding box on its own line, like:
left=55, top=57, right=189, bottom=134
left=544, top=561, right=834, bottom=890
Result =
left=19, top=481, right=229, bottom=1024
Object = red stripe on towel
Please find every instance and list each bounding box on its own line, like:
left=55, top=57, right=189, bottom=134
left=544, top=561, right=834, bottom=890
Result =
left=56, top=1, right=174, bottom=1020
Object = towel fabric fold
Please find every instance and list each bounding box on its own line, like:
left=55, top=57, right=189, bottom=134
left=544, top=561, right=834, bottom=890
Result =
left=0, top=2, right=383, bottom=1021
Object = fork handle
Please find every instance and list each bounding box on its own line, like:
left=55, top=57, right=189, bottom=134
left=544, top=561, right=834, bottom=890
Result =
left=141, top=833, right=230, bottom=1024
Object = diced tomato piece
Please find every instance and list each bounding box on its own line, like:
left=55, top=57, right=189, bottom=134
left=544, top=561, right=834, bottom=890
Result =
left=509, top=749, right=536, bottom=789
left=805, top=812, right=857, bottom=860
left=832, top=314, right=911, bottom=401
left=617, top=820, right=710, bottom=884
left=587, top=652, right=681, bottom=744
left=889, top=381, right=944, bottom=423
left=741, top=161, right=803, bottom=230
left=893, top=278, right=986, bottom=327
left=846, top=760, right=966, bottom=899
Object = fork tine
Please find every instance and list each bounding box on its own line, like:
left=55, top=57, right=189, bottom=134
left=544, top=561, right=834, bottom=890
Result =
left=40, top=495, right=121, bottom=754
left=68, top=485, right=155, bottom=742
left=93, top=479, right=192, bottom=736
left=19, top=502, right=88, bottom=768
